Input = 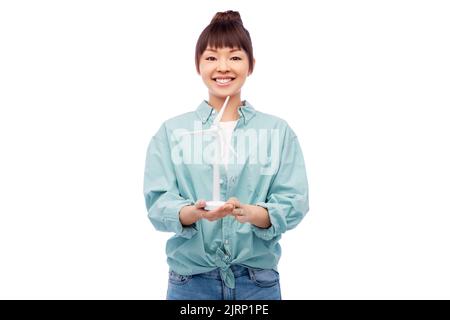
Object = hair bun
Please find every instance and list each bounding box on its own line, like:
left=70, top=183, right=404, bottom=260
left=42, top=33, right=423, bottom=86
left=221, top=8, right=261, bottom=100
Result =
left=210, top=10, right=243, bottom=25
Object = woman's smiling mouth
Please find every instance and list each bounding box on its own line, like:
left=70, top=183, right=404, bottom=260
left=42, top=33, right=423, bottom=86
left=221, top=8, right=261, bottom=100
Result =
left=212, top=77, right=236, bottom=86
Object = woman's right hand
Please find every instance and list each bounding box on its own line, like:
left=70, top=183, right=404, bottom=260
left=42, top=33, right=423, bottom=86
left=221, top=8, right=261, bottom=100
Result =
left=179, top=199, right=234, bottom=225
left=200, top=201, right=234, bottom=222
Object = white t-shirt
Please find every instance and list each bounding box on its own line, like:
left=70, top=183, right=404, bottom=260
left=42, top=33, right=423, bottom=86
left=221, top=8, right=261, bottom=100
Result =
left=218, top=120, right=238, bottom=171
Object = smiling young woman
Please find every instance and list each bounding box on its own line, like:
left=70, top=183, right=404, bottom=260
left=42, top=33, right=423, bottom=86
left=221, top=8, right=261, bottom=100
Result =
left=143, top=10, right=309, bottom=301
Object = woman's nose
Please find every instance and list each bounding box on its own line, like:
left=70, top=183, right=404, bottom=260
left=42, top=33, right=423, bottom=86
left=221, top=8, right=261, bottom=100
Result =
left=217, top=58, right=230, bottom=71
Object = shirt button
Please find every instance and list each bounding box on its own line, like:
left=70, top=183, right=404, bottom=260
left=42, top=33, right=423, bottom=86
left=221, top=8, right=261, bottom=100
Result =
left=224, top=239, right=229, bottom=244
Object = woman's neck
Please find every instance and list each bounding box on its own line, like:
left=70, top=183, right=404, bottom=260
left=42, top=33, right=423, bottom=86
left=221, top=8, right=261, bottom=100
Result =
left=208, top=94, right=243, bottom=121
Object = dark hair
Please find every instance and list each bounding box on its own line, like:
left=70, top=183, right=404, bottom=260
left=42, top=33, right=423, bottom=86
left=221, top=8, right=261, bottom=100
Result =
left=195, top=10, right=254, bottom=74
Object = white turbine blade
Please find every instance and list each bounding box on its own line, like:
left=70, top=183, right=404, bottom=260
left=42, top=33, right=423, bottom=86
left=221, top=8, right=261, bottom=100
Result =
left=217, top=127, right=237, bottom=158
left=212, top=129, right=222, bottom=202
left=222, top=133, right=237, bottom=157
left=217, top=129, right=226, bottom=158
left=212, top=162, right=221, bottom=201
left=213, top=95, right=230, bottom=125
left=228, top=142, right=237, bottom=157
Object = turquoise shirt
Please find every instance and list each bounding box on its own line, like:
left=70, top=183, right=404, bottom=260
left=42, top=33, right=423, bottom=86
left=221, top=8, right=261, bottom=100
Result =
left=143, top=100, right=309, bottom=288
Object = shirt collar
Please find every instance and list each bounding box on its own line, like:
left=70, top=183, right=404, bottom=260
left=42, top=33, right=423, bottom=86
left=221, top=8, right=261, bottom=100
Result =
left=195, top=100, right=256, bottom=125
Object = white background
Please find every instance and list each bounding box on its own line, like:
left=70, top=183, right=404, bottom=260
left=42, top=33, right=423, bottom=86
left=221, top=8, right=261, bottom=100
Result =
left=1, top=0, right=449, bottom=299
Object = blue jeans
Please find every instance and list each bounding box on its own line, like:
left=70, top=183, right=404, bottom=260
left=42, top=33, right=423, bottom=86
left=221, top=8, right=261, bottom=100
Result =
left=166, top=265, right=281, bottom=300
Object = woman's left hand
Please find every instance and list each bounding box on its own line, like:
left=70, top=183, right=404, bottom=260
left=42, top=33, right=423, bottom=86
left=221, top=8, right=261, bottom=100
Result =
left=226, top=197, right=272, bottom=228
left=226, top=197, right=253, bottom=223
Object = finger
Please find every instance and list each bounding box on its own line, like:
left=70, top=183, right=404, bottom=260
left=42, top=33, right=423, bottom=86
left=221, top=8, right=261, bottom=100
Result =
left=204, top=209, right=229, bottom=221
left=224, top=203, right=235, bottom=212
left=232, top=208, right=245, bottom=216
left=226, top=197, right=240, bottom=207
left=209, top=214, right=225, bottom=221
left=202, top=210, right=222, bottom=220
left=234, top=215, right=247, bottom=223
left=205, top=206, right=220, bottom=215
left=195, top=199, right=206, bottom=209
left=201, top=210, right=214, bottom=219
left=218, top=204, right=234, bottom=216
left=214, top=208, right=232, bottom=219
left=213, top=203, right=233, bottom=214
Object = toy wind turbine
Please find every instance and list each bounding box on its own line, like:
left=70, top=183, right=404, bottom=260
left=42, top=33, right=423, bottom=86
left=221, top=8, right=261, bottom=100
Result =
left=181, top=95, right=237, bottom=211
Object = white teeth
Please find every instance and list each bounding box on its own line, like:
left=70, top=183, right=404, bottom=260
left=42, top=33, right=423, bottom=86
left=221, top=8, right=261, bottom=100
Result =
left=215, top=78, right=233, bottom=83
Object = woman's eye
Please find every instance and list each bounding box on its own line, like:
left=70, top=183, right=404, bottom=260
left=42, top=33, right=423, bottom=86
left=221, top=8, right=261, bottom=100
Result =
left=205, top=56, right=241, bottom=61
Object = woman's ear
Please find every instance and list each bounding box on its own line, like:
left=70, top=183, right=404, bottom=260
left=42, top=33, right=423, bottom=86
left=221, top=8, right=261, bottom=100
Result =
left=248, top=58, right=256, bottom=76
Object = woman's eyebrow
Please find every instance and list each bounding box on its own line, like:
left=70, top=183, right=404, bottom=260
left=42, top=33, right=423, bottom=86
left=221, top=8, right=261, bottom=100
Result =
left=205, top=48, right=243, bottom=53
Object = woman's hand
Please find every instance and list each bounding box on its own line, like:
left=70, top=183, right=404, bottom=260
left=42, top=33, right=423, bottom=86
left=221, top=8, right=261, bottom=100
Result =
left=179, top=200, right=208, bottom=226
left=226, top=197, right=252, bottom=223
left=227, top=197, right=272, bottom=228
left=179, top=198, right=271, bottom=228
left=179, top=200, right=235, bottom=225
left=200, top=201, right=235, bottom=221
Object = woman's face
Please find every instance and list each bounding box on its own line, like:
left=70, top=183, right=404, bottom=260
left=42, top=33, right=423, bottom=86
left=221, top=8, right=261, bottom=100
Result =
left=198, top=46, right=253, bottom=99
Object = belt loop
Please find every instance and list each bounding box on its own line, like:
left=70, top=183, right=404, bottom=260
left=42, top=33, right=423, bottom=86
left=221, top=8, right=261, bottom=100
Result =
left=248, top=267, right=255, bottom=281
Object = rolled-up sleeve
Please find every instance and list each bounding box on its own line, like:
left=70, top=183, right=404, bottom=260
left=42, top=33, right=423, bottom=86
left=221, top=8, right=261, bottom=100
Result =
left=143, top=124, right=197, bottom=239
left=252, top=127, right=309, bottom=241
